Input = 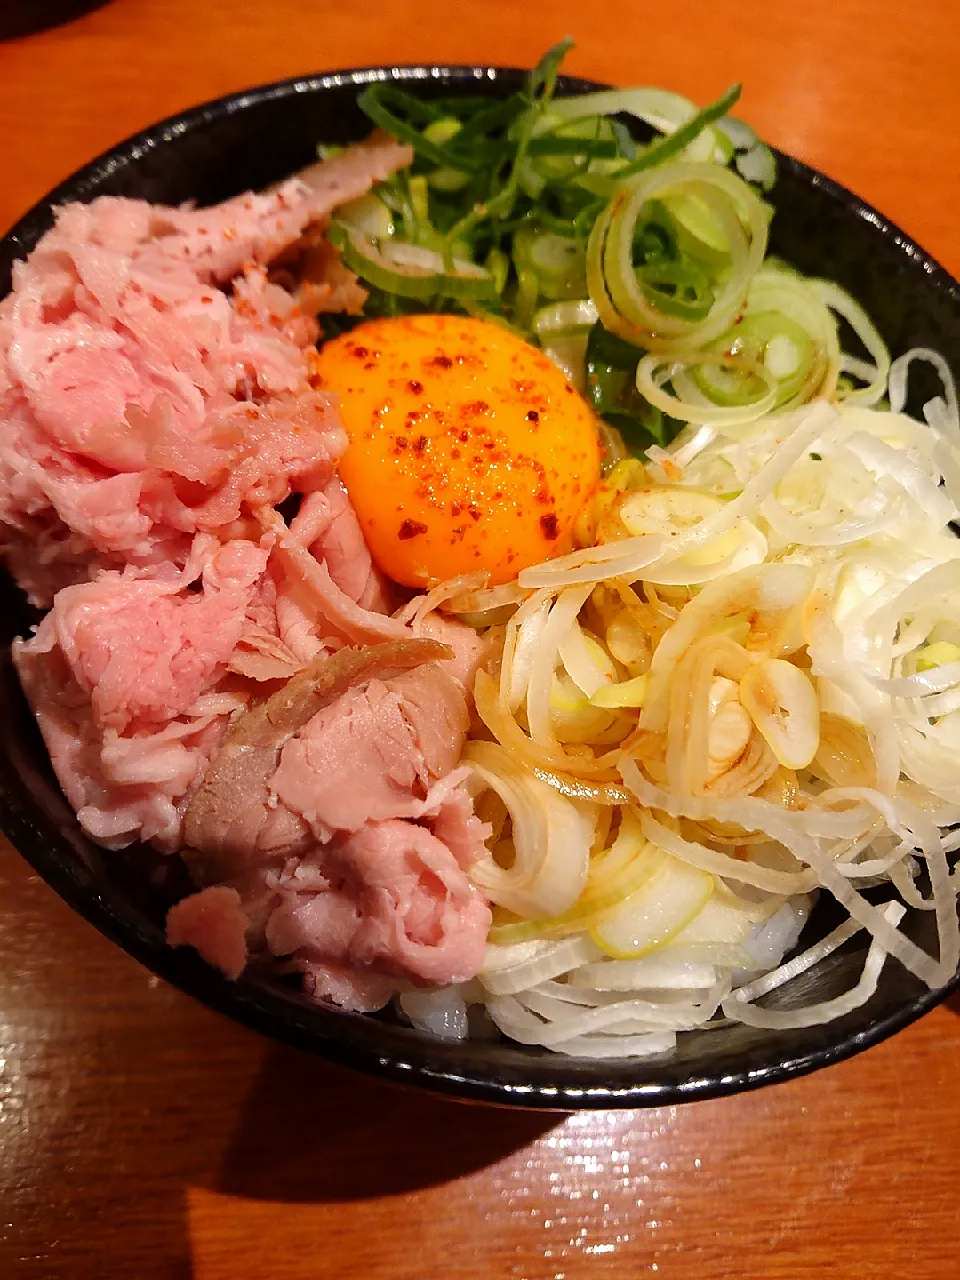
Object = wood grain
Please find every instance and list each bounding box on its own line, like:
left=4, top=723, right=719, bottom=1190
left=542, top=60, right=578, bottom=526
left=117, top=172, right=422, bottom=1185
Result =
left=1, top=2, right=960, bottom=1277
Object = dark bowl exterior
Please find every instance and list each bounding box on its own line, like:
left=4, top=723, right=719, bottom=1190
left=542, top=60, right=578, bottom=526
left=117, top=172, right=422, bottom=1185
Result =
left=1, top=67, right=959, bottom=1110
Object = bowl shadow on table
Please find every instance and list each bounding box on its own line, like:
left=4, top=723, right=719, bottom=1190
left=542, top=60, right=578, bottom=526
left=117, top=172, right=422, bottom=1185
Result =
left=213, top=1044, right=562, bottom=1204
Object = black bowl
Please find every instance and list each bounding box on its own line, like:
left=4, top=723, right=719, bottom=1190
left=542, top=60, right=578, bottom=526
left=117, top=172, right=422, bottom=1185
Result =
left=2, top=67, right=959, bottom=1110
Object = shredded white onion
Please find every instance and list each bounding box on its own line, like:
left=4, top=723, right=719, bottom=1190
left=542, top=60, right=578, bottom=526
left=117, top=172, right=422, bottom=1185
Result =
left=403, top=348, right=960, bottom=1060
left=723, top=903, right=905, bottom=1029
left=399, top=987, right=470, bottom=1040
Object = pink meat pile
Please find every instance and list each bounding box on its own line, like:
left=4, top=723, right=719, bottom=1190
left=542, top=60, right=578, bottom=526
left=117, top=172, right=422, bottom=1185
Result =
left=1, top=135, right=494, bottom=1011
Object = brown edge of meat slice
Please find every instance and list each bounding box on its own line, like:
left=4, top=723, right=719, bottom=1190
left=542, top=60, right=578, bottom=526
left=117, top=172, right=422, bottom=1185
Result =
left=183, top=638, right=452, bottom=852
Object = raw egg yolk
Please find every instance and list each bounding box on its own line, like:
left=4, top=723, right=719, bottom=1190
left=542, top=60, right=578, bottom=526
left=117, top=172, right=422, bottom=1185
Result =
left=312, top=314, right=602, bottom=588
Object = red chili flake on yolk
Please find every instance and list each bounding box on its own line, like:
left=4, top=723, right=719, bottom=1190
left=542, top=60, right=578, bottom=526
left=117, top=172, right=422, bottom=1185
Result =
left=428, top=354, right=453, bottom=369
left=398, top=519, right=428, bottom=540
left=540, top=513, right=559, bottom=540
left=352, top=346, right=369, bottom=358
left=412, top=435, right=428, bottom=454
left=526, top=410, right=540, bottom=423
left=407, top=379, right=424, bottom=394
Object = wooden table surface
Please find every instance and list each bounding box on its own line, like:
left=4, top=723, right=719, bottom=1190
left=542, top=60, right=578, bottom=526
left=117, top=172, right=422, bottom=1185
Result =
left=2, top=2, right=960, bottom=1276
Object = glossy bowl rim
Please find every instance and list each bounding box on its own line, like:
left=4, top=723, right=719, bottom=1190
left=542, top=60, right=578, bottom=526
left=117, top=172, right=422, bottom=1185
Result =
left=1, top=64, right=958, bottom=1110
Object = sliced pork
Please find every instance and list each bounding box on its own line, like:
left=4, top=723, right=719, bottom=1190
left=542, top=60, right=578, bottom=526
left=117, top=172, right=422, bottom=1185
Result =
left=180, top=637, right=450, bottom=875
left=267, top=664, right=467, bottom=840
left=0, top=221, right=342, bottom=605
left=168, top=806, right=493, bottom=1009
left=256, top=504, right=409, bottom=646
left=412, top=611, right=488, bottom=693
left=264, top=821, right=491, bottom=988
left=0, top=132, right=412, bottom=607
left=269, top=228, right=369, bottom=320
left=166, top=885, right=250, bottom=981
left=292, top=479, right=393, bottom=614
left=13, top=537, right=268, bottom=849
left=172, top=637, right=492, bottom=1004
left=41, top=130, right=412, bottom=289
left=4, top=131, right=495, bottom=1017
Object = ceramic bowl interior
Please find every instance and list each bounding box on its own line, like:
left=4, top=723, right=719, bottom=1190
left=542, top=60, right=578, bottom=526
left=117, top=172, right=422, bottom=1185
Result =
left=1, top=67, right=958, bottom=1109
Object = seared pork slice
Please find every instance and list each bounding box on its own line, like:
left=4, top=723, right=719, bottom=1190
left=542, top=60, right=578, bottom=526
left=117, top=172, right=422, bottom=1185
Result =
left=45, top=130, right=413, bottom=288
left=169, top=634, right=492, bottom=1004
left=182, top=638, right=453, bottom=874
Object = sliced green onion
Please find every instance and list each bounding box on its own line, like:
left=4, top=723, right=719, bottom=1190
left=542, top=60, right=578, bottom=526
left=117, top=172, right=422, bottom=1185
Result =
left=328, top=221, right=497, bottom=301
left=613, top=84, right=742, bottom=181
left=588, top=161, right=769, bottom=353
left=423, top=117, right=463, bottom=146
left=485, top=248, right=511, bottom=294
left=514, top=227, right=587, bottom=300
left=549, top=86, right=728, bottom=166
left=534, top=299, right=599, bottom=338
left=534, top=299, right=599, bottom=388
left=715, top=116, right=777, bottom=190
left=333, top=192, right=394, bottom=239
left=357, top=84, right=485, bottom=171
left=656, top=191, right=732, bottom=266
left=636, top=349, right=778, bottom=425
left=814, top=279, right=891, bottom=405
left=695, top=310, right=822, bottom=409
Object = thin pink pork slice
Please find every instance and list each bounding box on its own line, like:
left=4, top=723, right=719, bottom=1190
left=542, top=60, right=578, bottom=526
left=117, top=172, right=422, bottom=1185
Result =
left=291, top=480, right=393, bottom=614
left=414, top=611, right=488, bottom=693
left=0, top=131, right=412, bottom=605
left=417, top=768, right=493, bottom=870
left=50, top=537, right=270, bottom=731
left=134, top=130, right=414, bottom=284
left=262, top=819, right=492, bottom=997
left=342, top=819, right=492, bottom=986
left=166, top=885, right=249, bottom=981
left=169, top=768, right=491, bottom=1001
left=53, top=130, right=413, bottom=287
left=300, top=963, right=398, bottom=1013
left=0, top=244, right=344, bottom=603
left=13, top=537, right=269, bottom=849
left=255, top=504, right=408, bottom=647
